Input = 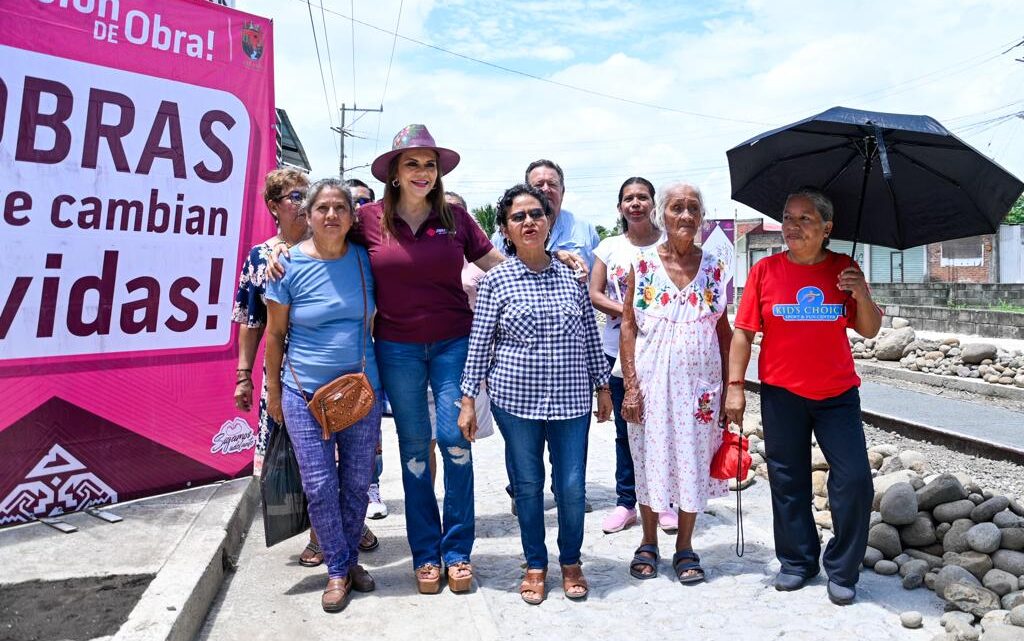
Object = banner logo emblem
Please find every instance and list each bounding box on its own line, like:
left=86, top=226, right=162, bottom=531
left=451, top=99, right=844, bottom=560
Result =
left=0, top=444, right=118, bottom=525
left=210, top=417, right=257, bottom=455
left=241, top=21, right=263, bottom=61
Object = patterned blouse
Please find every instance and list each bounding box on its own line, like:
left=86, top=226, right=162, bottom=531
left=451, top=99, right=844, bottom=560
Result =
left=460, top=256, right=610, bottom=420
left=231, top=241, right=281, bottom=459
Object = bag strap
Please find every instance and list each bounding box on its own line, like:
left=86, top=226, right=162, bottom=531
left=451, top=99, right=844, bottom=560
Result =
left=722, top=417, right=745, bottom=557
left=287, top=357, right=311, bottom=405
left=355, top=247, right=368, bottom=373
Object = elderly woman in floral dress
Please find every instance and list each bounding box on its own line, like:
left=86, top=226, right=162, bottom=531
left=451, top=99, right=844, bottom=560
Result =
left=619, top=181, right=732, bottom=584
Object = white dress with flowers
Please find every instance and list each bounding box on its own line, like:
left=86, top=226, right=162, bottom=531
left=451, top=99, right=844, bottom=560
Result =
left=627, top=247, right=729, bottom=513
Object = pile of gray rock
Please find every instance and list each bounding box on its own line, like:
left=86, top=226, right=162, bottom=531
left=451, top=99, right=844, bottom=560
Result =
left=849, top=321, right=1024, bottom=389
left=812, top=443, right=1024, bottom=638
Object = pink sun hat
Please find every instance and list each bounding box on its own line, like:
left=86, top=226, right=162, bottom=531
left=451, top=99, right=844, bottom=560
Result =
left=370, top=124, right=461, bottom=182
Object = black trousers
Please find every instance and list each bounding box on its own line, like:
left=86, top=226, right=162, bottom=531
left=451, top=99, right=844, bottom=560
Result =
left=760, top=383, right=873, bottom=588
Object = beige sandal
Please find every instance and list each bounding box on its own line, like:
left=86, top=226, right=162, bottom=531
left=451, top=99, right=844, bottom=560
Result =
left=447, top=561, right=473, bottom=593
left=519, top=568, right=547, bottom=605
left=415, top=563, right=442, bottom=594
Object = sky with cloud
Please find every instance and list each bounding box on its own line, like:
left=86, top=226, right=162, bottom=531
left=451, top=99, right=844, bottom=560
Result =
left=243, top=0, right=1024, bottom=228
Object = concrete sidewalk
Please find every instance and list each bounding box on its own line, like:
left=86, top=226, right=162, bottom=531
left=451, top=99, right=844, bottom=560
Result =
left=0, top=477, right=258, bottom=641
left=196, top=410, right=944, bottom=641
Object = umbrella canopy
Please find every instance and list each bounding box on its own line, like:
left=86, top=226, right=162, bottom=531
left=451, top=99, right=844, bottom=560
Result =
left=727, top=106, right=1024, bottom=250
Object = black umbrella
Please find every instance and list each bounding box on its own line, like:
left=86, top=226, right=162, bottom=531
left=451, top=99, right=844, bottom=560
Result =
left=726, top=106, right=1024, bottom=253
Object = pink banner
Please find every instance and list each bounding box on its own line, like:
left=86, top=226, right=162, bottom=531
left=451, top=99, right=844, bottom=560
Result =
left=0, top=0, right=276, bottom=525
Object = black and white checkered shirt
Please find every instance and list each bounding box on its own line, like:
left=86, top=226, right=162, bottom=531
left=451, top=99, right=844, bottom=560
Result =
left=460, top=255, right=610, bottom=420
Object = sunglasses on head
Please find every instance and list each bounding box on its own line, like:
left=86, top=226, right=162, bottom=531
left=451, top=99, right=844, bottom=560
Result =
left=508, top=208, right=546, bottom=223
left=277, top=190, right=305, bottom=204
left=354, top=196, right=372, bottom=206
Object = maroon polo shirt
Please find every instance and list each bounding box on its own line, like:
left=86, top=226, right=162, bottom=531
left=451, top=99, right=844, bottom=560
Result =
left=351, top=202, right=493, bottom=344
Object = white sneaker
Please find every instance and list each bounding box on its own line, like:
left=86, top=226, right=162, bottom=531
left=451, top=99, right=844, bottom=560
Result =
left=367, top=483, right=388, bottom=519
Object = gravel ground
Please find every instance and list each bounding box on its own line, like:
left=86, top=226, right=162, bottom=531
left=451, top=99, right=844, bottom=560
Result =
left=862, top=422, right=1024, bottom=500
left=742, top=391, right=1024, bottom=501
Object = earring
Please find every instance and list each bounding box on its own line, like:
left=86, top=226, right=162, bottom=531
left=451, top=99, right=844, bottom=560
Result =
left=391, top=179, right=400, bottom=188
left=503, top=237, right=515, bottom=253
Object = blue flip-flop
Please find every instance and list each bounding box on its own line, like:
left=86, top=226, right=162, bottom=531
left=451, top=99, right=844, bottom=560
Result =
left=672, top=549, right=705, bottom=585
left=629, top=544, right=660, bottom=580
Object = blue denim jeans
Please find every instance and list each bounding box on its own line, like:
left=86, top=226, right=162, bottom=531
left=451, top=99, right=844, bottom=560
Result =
left=281, top=386, right=381, bottom=579
left=492, top=403, right=588, bottom=569
left=375, top=336, right=474, bottom=569
left=606, top=355, right=636, bottom=509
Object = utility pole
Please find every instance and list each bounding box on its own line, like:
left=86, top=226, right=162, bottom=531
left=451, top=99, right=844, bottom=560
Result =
left=331, top=103, right=384, bottom=176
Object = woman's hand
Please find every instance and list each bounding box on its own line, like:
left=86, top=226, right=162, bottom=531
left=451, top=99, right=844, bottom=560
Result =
left=457, top=397, right=478, bottom=443
left=724, top=386, right=745, bottom=428
left=837, top=266, right=869, bottom=301
left=595, top=388, right=612, bottom=422
left=554, top=250, right=589, bottom=281
left=621, top=386, right=644, bottom=423
left=267, top=389, right=284, bottom=424
left=234, top=378, right=254, bottom=411
left=266, top=243, right=291, bottom=281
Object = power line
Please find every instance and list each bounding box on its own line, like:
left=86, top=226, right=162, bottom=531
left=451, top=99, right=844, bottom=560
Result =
left=350, top=0, right=357, bottom=102
left=306, top=0, right=339, bottom=154
left=375, top=0, right=404, bottom=156
left=301, top=0, right=773, bottom=126
left=319, top=0, right=340, bottom=110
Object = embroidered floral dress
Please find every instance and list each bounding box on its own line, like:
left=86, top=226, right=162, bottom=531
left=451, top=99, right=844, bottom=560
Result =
left=231, top=241, right=283, bottom=468
left=627, top=247, right=729, bottom=513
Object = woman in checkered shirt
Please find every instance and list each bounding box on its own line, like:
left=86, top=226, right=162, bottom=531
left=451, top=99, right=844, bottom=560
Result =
left=458, top=183, right=613, bottom=606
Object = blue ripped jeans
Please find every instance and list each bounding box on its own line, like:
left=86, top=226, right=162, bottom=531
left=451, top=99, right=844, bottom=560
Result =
left=375, top=335, right=474, bottom=569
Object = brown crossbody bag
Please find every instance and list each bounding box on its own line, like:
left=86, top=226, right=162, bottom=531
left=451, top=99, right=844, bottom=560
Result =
left=287, top=250, right=376, bottom=439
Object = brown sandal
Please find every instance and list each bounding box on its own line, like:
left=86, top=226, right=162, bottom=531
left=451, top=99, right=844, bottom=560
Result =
left=520, top=568, right=547, bottom=605
left=298, top=541, right=323, bottom=567
left=561, top=563, right=588, bottom=600
left=321, top=576, right=352, bottom=612
left=447, top=561, right=473, bottom=593
left=415, top=563, right=442, bottom=594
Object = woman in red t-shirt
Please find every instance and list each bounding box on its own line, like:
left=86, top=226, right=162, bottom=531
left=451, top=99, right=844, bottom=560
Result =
left=724, top=187, right=881, bottom=606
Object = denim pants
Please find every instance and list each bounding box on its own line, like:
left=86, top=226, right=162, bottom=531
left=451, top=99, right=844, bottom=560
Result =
left=375, top=336, right=474, bottom=569
left=492, top=403, right=589, bottom=569
left=760, top=383, right=873, bottom=588
left=606, top=354, right=636, bottom=510
left=282, top=386, right=381, bottom=579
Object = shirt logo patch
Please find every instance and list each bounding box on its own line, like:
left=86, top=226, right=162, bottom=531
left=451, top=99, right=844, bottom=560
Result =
left=772, top=286, right=843, bottom=321
left=427, top=228, right=454, bottom=236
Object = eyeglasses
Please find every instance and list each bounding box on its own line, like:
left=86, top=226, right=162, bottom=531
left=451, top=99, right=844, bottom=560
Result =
left=277, top=190, right=305, bottom=204
left=508, top=208, right=547, bottom=223
left=354, top=196, right=372, bottom=206
left=531, top=180, right=561, bottom=191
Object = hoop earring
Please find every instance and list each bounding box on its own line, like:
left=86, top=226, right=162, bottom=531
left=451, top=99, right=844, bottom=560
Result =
left=391, top=179, right=400, bottom=188
left=503, top=237, right=515, bottom=254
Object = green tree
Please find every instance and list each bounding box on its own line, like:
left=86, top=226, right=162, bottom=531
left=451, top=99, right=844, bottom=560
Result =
left=595, top=224, right=619, bottom=240
left=472, top=204, right=497, bottom=237
left=1006, top=194, right=1024, bottom=225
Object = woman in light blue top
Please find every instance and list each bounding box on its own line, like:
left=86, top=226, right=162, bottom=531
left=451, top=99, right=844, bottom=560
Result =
left=265, top=178, right=381, bottom=613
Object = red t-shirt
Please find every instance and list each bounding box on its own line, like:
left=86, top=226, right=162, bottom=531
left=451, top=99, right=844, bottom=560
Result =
left=734, top=251, right=862, bottom=400
left=350, top=202, right=493, bottom=344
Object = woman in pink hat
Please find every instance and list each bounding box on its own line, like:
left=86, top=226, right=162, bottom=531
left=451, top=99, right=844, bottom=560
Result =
left=355, top=125, right=505, bottom=594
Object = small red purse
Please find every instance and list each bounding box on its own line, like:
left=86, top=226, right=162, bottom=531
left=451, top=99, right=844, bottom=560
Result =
left=710, top=422, right=751, bottom=557
left=710, top=429, right=751, bottom=481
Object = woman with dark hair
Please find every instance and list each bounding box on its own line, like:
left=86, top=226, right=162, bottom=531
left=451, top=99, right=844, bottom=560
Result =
left=459, top=184, right=612, bottom=605
left=725, top=187, right=881, bottom=606
left=359, top=125, right=504, bottom=594
left=588, top=177, right=671, bottom=536
left=264, top=178, right=381, bottom=612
